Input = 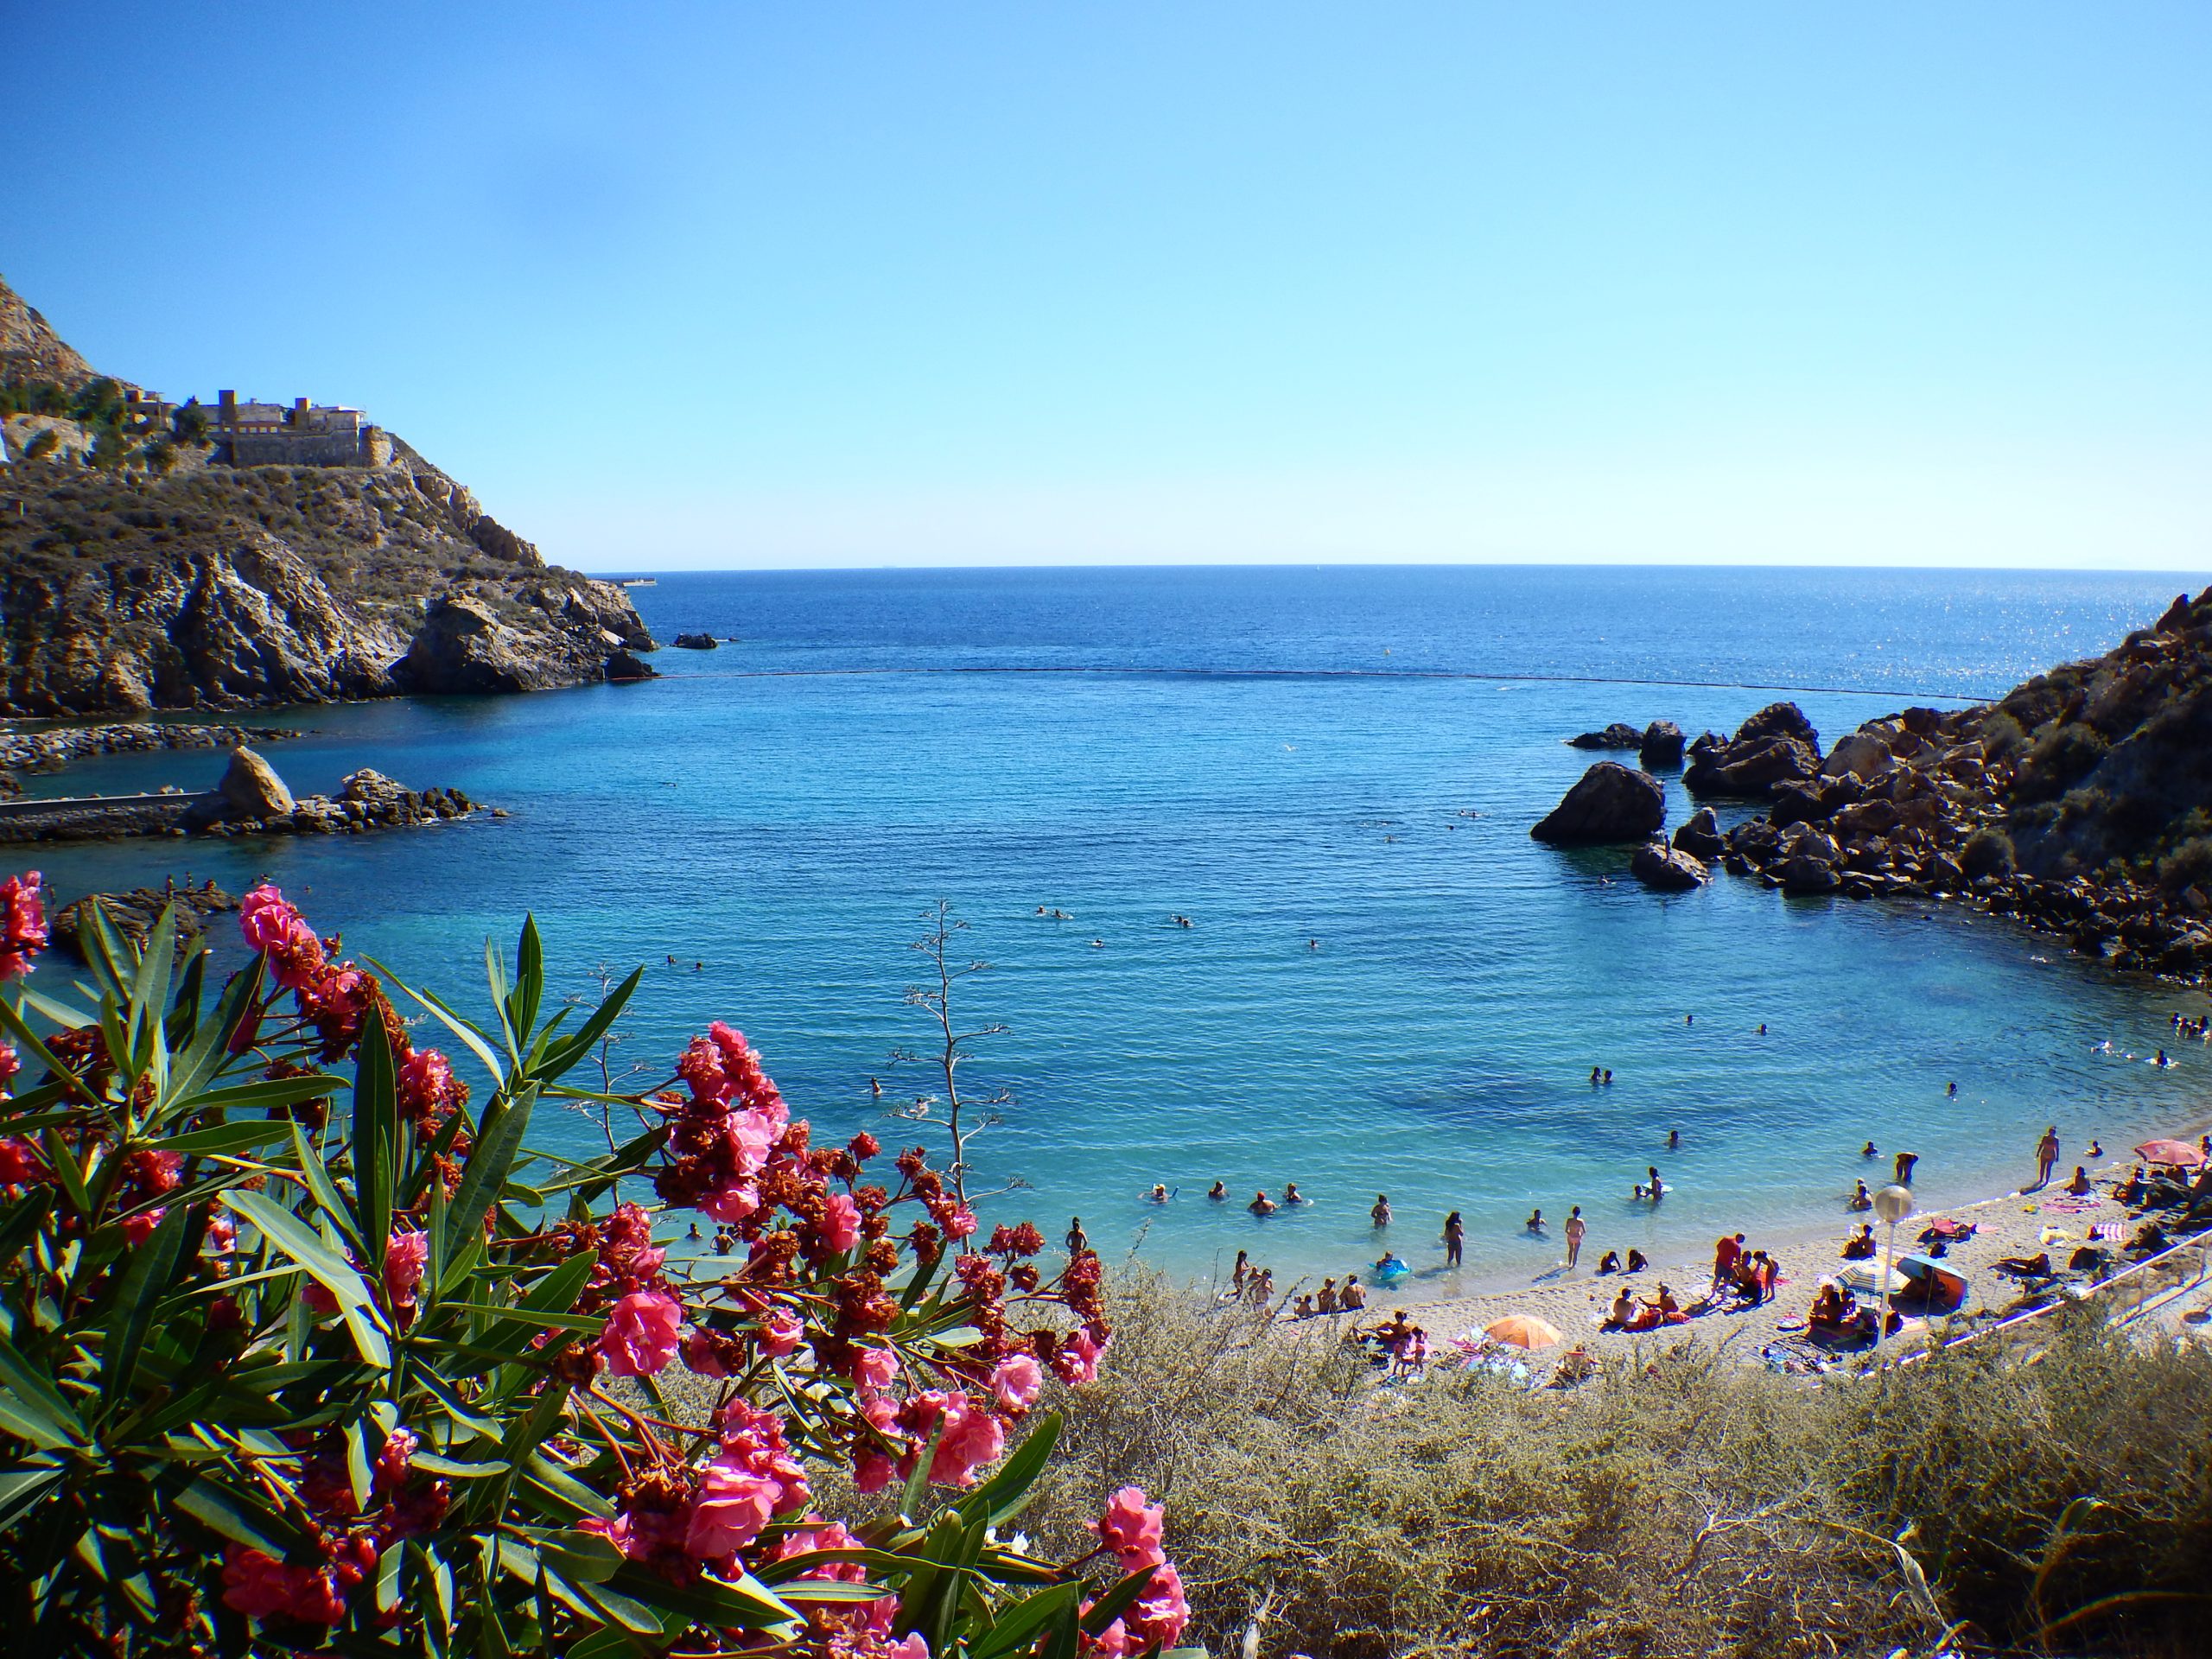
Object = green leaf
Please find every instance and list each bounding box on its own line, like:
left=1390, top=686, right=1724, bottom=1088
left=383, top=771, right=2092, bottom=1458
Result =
left=0, top=1330, right=86, bottom=1448
left=534, top=1528, right=622, bottom=1583
left=223, top=1189, right=390, bottom=1369
left=509, top=917, right=544, bottom=1057
left=289, top=1121, right=369, bottom=1261
left=171, top=1471, right=317, bottom=1558
left=446, top=1084, right=537, bottom=1250
left=0, top=1461, right=65, bottom=1531
left=605, top=1564, right=800, bottom=1634
left=126, top=903, right=179, bottom=1082
left=959, top=1411, right=1061, bottom=1529
left=99, top=1203, right=194, bottom=1417
left=532, top=966, right=642, bottom=1084
left=1079, top=1565, right=1159, bottom=1637
left=467, top=1250, right=599, bottom=1360
left=563, top=1626, right=646, bottom=1659
left=380, top=971, right=508, bottom=1090
left=146, top=1122, right=294, bottom=1159
left=39, top=1127, right=95, bottom=1220
left=972, top=1581, right=1084, bottom=1659
left=168, top=954, right=265, bottom=1102
left=410, top=1452, right=512, bottom=1479
left=0, top=995, right=93, bottom=1109
left=355, top=1014, right=399, bottom=1269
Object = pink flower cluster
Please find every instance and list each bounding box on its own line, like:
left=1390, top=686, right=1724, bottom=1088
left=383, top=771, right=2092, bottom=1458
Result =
left=238, top=886, right=465, bottom=1141
left=582, top=1400, right=811, bottom=1576
left=0, top=871, right=45, bottom=982
left=223, top=1422, right=450, bottom=1625
left=300, top=1228, right=430, bottom=1324
left=1085, top=1487, right=1190, bottom=1656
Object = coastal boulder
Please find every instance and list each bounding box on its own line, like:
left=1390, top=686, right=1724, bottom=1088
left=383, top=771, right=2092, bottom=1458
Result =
left=1685, top=734, right=1821, bottom=798
left=1568, top=722, right=1644, bottom=751
left=671, top=632, right=719, bottom=651
left=215, top=747, right=295, bottom=822
left=1673, top=805, right=1726, bottom=860
left=1737, top=702, right=1821, bottom=750
left=1822, top=729, right=1894, bottom=781
left=399, top=595, right=543, bottom=695
left=1779, top=855, right=1842, bottom=893
left=606, top=648, right=657, bottom=682
left=1631, top=838, right=1708, bottom=891
left=1531, top=762, right=1666, bottom=846
left=1639, top=720, right=1686, bottom=769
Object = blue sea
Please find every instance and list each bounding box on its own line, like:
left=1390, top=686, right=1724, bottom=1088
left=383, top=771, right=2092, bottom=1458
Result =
left=23, top=566, right=2212, bottom=1295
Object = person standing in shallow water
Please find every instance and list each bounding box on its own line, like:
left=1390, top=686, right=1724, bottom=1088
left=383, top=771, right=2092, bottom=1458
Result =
left=1371, top=1193, right=1392, bottom=1228
left=1066, top=1217, right=1089, bottom=1255
left=1442, top=1211, right=1464, bottom=1267
left=1564, top=1205, right=1587, bottom=1268
left=1894, top=1150, right=1920, bottom=1186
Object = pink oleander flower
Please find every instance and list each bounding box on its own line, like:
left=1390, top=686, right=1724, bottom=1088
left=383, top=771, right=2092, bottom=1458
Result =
left=927, top=1397, right=1005, bottom=1488
left=384, top=1230, right=429, bottom=1308
left=120, top=1206, right=166, bottom=1248
left=822, top=1191, right=861, bottom=1253
left=206, top=1213, right=237, bottom=1250
left=374, top=1427, right=418, bottom=1492
left=128, top=1147, right=182, bottom=1196
left=1127, top=1560, right=1190, bottom=1649
left=942, top=1205, right=978, bottom=1240
left=724, top=1109, right=778, bottom=1175
left=397, top=1047, right=467, bottom=1131
left=685, top=1459, right=782, bottom=1558
left=598, top=1289, right=683, bottom=1376
left=759, top=1306, right=804, bottom=1357
left=992, top=1352, right=1044, bottom=1413
left=0, top=1135, right=45, bottom=1187
left=237, top=884, right=325, bottom=989
left=854, top=1447, right=899, bottom=1494
left=700, top=1178, right=760, bottom=1224
left=1093, top=1486, right=1166, bottom=1572
left=0, top=1041, right=18, bottom=1091
left=852, top=1344, right=898, bottom=1393
left=0, top=872, right=47, bottom=982
left=1052, top=1326, right=1105, bottom=1386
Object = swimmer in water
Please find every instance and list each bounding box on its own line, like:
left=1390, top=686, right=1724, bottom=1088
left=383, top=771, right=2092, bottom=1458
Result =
left=1371, top=1193, right=1392, bottom=1227
left=1591, top=1065, right=1602, bottom=1086
left=1862, top=1141, right=1879, bottom=1158
left=870, top=1076, right=881, bottom=1098
left=1249, top=1190, right=1277, bottom=1216
left=1207, top=1180, right=1227, bottom=1201
left=1646, top=1166, right=1665, bottom=1200
left=2087, top=1140, right=2103, bottom=1159
left=1667, top=1128, right=1681, bottom=1150
left=1758, top=1022, right=1767, bottom=1035
left=1526, top=1208, right=1545, bottom=1232
left=1947, top=1081, right=1958, bottom=1096
left=1148, top=1184, right=1169, bottom=1204
left=1283, top=1183, right=1306, bottom=1205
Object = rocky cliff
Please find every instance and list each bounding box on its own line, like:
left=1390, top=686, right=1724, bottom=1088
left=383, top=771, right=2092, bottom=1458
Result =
left=0, top=275, right=655, bottom=717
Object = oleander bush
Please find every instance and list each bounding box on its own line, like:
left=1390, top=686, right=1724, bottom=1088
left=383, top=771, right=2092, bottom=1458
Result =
left=0, top=873, right=1192, bottom=1659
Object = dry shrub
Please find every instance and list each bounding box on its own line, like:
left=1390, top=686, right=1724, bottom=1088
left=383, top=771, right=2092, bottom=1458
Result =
left=1001, top=1271, right=2212, bottom=1659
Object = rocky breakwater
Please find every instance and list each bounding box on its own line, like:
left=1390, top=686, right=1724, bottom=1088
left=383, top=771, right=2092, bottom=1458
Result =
left=0, top=746, right=494, bottom=843
left=0, top=719, right=297, bottom=798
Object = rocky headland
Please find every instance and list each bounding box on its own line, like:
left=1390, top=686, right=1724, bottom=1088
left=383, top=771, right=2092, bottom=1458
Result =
left=1535, top=585, right=2212, bottom=982
left=0, top=274, right=656, bottom=717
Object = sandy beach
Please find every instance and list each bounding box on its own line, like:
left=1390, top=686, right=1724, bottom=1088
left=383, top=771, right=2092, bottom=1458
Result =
left=1268, top=1150, right=2198, bottom=1371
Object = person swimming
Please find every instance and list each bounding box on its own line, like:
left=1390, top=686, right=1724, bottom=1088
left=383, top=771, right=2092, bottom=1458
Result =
left=1862, top=1141, right=1879, bottom=1158
left=1667, top=1128, right=1681, bottom=1150
left=1148, top=1184, right=1169, bottom=1203
left=1283, top=1183, right=1306, bottom=1205
left=1525, top=1208, right=1545, bottom=1233
left=1207, top=1180, right=1227, bottom=1201
left=1847, top=1179, right=1872, bottom=1211
left=1249, top=1189, right=1277, bottom=1216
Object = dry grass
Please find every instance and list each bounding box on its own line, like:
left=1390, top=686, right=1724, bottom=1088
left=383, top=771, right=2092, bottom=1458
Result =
left=970, top=1269, right=2212, bottom=1659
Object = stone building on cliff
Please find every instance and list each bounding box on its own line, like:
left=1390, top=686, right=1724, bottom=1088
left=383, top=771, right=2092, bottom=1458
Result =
left=206, top=391, right=393, bottom=466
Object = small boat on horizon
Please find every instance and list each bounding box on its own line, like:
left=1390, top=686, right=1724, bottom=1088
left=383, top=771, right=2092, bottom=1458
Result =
left=616, top=577, right=658, bottom=588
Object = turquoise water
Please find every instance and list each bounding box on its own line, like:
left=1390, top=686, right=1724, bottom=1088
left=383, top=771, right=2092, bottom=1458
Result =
left=22, top=566, right=2212, bottom=1295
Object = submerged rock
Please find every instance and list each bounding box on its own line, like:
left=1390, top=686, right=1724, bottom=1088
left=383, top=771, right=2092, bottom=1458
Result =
left=54, top=882, right=238, bottom=961
left=671, top=632, right=720, bottom=651
left=1567, top=722, right=1644, bottom=751
left=1631, top=839, right=1708, bottom=891
left=1531, top=762, right=1667, bottom=846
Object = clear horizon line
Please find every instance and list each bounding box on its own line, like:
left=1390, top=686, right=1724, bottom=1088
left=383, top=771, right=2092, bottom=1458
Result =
left=577, top=558, right=2212, bottom=581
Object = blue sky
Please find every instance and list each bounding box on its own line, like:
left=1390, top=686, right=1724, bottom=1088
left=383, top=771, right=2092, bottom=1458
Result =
left=5, top=3, right=2208, bottom=572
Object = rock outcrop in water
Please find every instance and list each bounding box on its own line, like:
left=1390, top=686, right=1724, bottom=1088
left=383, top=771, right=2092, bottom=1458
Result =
left=0, top=273, right=657, bottom=717
left=1531, top=761, right=1667, bottom=845
left=1561, top=588, right=2212, bottom=982
left=1630, top=838, right=1707, bottom=891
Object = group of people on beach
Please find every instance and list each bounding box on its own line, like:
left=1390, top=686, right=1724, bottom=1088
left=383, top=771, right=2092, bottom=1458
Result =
left=1229, top=1249, right=1370, bottom=1318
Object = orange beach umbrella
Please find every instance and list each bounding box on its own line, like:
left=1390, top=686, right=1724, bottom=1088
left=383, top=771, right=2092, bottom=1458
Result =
left=1483, top=1314, right=1563, bottom=1351
left=2134, top=1139, right=2206, bottom=1169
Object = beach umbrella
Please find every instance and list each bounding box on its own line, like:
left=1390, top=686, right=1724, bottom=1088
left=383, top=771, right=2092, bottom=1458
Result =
left=2133, top=1139, right=2206, bottom=1168
left=1482, top=1314, right=1563, bottom=1351
left=1838, top=1260, right=1909, bottom=1295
